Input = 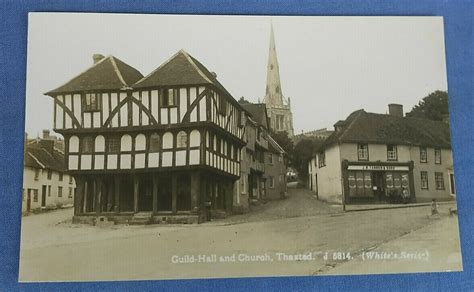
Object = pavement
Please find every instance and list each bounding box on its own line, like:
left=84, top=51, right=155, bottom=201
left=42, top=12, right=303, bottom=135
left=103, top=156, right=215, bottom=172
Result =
left=18, top=186, right=463, bottom=282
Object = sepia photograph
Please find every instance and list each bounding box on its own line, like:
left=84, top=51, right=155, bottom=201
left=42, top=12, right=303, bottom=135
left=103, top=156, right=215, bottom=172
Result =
left=19, top=13, right=462, bottom=282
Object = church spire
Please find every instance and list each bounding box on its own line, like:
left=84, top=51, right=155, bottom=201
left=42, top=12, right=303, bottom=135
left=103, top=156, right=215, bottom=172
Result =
left=264, top=22, right=284, bottom=106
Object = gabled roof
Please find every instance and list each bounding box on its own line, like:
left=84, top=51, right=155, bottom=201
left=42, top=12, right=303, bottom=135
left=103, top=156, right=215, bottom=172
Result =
left=24, top=141, right=65, bottom=172
left=45, top=56, right=143, bottom=95
left=240, top=103, right=269, bottom=129
left=134, top=49, right=244, bottom=110
left=319, top=109, right=452, bottom=152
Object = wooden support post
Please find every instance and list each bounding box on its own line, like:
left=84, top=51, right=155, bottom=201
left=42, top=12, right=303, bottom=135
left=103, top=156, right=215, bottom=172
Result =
left=114, top=176, right=120, bottom=213
left=95, top=178, right=102, bottom=215
left=172, top=174, right=177, bottom=214
left=191, top=172, right=200, bottom=213
left=152, top=174, right=158, bottom=214
left=200, top=174, right=207, bottom=209
left=227, top=181, right=233, bottom=212
left=133, top=175, right=139, bottom=213
left=74, top=176, right=84, bottom=215
left=91, top=180, right=96, bottom=213
left=107, top=180, right=114, bottom=212
left=83, top=180, right=88, bottom=213
left=213, top=182, right=218, bottom=210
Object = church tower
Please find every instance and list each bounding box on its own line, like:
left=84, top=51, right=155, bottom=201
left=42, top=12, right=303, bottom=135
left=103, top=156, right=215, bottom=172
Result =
left=263, top=22, right=294, bottom=136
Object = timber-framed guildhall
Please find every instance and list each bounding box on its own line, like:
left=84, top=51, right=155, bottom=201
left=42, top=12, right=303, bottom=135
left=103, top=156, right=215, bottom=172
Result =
left=45, top=50, right=247, bottom=224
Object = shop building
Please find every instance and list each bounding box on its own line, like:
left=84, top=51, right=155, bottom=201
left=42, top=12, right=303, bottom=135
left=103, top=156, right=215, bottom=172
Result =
left=308, top=104, right=455, bottom=204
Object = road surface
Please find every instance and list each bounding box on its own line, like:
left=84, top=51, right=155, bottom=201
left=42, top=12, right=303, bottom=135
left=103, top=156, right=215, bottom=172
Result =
left=19, top=187, right=462, bottom=281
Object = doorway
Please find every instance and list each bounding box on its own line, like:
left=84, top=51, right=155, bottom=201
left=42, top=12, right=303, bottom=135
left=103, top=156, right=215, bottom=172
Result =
left=177, top=174, right=191, bottom=211
left=157, top=175, right=172, bottom=211
left=372, top=172, right=386, bottom=202
left=119, top=176, right=134, bottom=212
left=41, top=185, right=47, bottom=207
left=450, top=173, right=456, bottom=195
left=138, top=176, right=153, bottom=212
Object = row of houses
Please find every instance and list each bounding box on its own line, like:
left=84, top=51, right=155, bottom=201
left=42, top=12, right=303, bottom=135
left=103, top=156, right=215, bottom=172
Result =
left=23, top=131, right=76, bottom=213
left=38, top=50, right=287, bottom=223
left=308, top=104, right=456, bottom=205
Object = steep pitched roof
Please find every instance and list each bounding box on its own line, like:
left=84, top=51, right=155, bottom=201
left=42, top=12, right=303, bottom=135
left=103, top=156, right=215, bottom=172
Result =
left=133, top=50, right=245, bottom=110
left=45, top=56, right=143, bottom=95
left=240, top=103, right=269, bottom=129
left=24, top=141, right=65, bottom=172
left=134, top=50, right=223, bottom=92
left=320, top=109, right=451, bottom=152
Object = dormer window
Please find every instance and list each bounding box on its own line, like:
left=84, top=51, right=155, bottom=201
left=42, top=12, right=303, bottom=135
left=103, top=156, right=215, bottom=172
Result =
left=84, top=93, right=102, bottom=112
left=161, top=88, right=177, bottom=107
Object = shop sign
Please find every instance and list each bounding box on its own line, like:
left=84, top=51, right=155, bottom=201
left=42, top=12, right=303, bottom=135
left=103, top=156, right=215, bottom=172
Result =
left=348, top=165, right=409, bottom=171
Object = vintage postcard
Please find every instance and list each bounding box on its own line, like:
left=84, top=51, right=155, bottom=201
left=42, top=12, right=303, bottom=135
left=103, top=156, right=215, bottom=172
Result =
left=19, top=13, right=462, bottom=282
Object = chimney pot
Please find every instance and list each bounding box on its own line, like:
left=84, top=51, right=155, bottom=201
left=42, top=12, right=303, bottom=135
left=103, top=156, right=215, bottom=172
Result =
left=93, top=54, right=105, bottom=64
left=388, top=104, right=403, bottom=117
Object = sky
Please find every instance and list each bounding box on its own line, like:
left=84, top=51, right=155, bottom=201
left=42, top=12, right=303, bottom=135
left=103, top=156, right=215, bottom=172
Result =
left=26, top=14, right=448, bottom=137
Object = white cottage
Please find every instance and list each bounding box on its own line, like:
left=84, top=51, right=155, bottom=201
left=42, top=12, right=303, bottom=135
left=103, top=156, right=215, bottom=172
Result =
left=23, top=139, right=76, bottom=213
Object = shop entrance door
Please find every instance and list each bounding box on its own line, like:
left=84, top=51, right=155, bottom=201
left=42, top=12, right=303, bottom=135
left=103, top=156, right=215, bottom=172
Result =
left=372, top=172, right=386, bottom=202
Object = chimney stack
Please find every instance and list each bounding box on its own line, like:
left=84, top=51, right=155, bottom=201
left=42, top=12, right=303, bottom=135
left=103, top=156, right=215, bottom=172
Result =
left=93, top=54, right=105, bottom=64
left=42, top=129, right=50, bottom=139
left=388, top=104, right=403, bottom=117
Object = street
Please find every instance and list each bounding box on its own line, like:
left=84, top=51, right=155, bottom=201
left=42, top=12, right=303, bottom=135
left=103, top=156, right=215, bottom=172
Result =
left=19, top=186, right=462, bottom=282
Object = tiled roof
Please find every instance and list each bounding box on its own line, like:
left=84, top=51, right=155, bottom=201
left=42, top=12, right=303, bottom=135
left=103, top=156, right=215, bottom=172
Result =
left=24, top=141, right=65, bottom=172
left=320, top=109, right=451, bottom=152
left=45, top=56, right=143, bottom=95
left=133, top=50, right=244, bottom=110
left=240, top=103, right=269, bottom=129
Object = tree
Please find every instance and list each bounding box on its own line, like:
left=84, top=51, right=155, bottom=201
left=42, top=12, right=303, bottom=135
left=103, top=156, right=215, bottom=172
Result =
left=270, top=131, right=294, bottom=154
left=406, top=90, right=449, bottom=121
left=291, top=138, right=324, bottom=185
